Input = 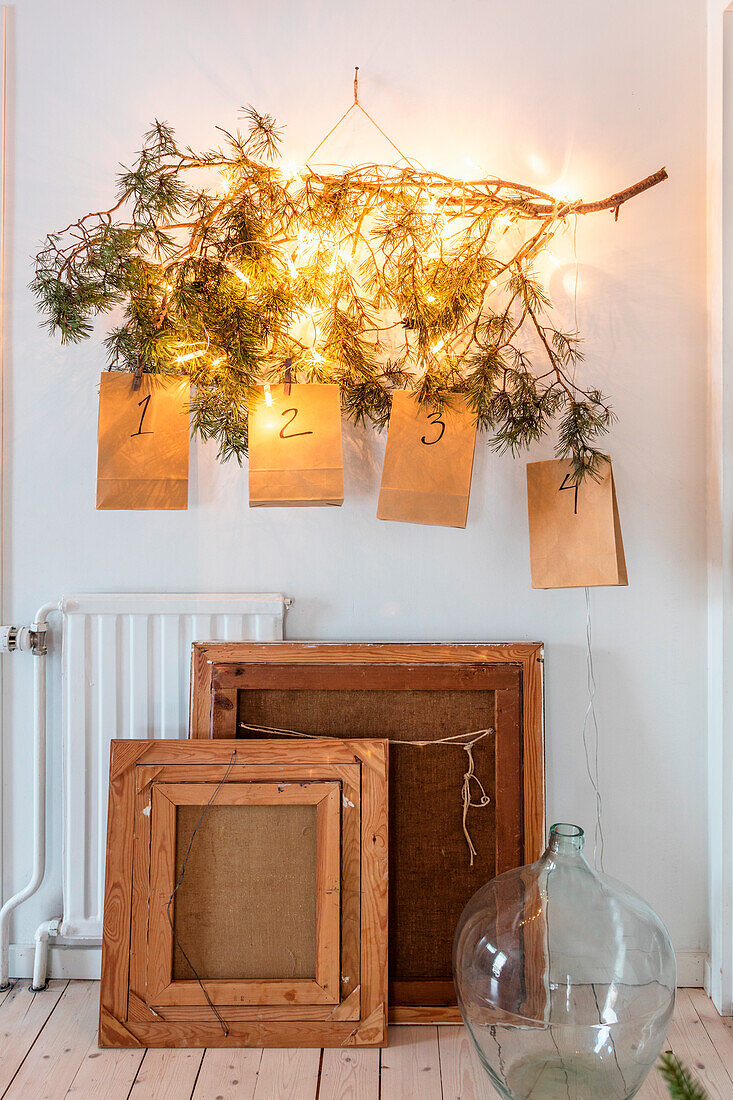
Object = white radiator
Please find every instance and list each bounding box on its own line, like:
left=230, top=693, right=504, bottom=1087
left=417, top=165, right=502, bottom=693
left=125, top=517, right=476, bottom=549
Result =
left=58, top=593, right=289, bottom=944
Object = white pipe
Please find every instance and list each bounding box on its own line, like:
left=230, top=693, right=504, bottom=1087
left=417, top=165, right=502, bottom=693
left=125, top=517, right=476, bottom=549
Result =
left=31, top=917, right=59, bottom=991
left=0, top=600, right=60, bottom=989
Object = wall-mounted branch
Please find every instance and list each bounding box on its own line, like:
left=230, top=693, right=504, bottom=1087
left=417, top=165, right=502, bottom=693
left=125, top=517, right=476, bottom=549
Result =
left=30, top=110, right=668, bottom=479
left=525, top=167, right=668, bottom=220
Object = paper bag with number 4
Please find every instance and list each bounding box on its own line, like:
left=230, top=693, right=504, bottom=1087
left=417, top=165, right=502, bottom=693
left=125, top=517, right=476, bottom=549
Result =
left=96, top=372, right=190, bottom=510
left=377, top=391, right=477, bottom=528
left=248, top=383, right=344, bottom=507
left=526, top=457, right=628, bottom=588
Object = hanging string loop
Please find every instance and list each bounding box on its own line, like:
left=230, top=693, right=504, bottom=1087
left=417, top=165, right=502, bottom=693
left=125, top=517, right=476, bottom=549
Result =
left=306, top=67, right=412, bottom=168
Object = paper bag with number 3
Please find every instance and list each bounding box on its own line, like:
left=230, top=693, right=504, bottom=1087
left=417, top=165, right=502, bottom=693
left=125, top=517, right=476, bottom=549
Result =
left=377, top=391, right=477, bottom=527
left=96, top=372, right=190, bottom=510
left=526, top=457, right=628, bottom=588
left=248, top=383, right=344, bottom=507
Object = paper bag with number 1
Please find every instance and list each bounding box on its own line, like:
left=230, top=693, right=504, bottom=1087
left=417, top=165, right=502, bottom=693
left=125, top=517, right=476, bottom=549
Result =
left=248, top=383, right=344, bottom=507
left=96, top=372, right=190, bottom=510
left=526, top=457, right=628, bottom=588
left=377, top=391, right=477, bottom=528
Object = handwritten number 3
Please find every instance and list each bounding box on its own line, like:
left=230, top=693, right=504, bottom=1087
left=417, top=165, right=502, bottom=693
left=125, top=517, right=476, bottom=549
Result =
left=279, top=407, right=314, bottom=440
left=130, top=394, right=153, bottom=437
left=421, top=411, right=445, bottom=446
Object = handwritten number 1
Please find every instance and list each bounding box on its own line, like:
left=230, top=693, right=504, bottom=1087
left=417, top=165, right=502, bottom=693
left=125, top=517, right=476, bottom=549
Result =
left=559, top=472, right=580, bottom=514
left=421, top=410, right=446, bottom=446
left=279, top=407, right=313, bottom=440
left=130, top=394, right=153, bottom=437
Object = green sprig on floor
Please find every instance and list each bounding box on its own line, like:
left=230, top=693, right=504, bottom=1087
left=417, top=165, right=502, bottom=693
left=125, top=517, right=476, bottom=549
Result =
left=659, top=1051, right=709, bottom=1099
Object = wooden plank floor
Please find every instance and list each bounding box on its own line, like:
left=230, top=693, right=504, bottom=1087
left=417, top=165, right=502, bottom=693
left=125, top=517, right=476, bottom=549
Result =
left=0, top=983, right=729, bottom=1098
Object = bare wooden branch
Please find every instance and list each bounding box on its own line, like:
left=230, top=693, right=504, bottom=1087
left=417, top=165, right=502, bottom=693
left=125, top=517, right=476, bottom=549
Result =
left=523, top=167, right=669, bottom=219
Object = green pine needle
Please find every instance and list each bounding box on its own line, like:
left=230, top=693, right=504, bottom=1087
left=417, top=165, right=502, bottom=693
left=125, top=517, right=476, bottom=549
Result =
left=31, top=111, right=617, bottom=471
left=658, top=1052, right=709, bottom=1100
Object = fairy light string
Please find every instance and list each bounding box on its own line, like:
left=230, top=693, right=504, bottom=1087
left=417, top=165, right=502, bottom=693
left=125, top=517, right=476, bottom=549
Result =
left=582, top=587, right=606, bottom=871
left=31, top=72, right=668, bottom=476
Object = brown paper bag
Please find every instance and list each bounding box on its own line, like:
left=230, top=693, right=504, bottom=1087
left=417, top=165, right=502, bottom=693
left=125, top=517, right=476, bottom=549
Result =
left=377, top=392, right=477, bottom=528
left=96, top=373, right=190, bottom=510
left=248, top=383, right=344, bottom=507
left=526, top=458, right=628, bottom=588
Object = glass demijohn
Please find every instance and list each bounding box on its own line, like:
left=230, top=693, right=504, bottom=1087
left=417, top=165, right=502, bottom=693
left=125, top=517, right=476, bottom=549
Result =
left=453, top=823, right=676, bottom=1100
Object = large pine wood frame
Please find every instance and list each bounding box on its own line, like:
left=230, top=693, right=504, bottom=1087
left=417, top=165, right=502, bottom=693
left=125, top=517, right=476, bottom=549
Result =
left=100, top=738, right=389, bottom=1048
left=189, top=641, right=545, bottom=1024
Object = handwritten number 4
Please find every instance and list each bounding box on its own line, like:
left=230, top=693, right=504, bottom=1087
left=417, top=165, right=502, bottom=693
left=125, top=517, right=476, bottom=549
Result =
left=130, top=394, right=153, bottom=437
left=421, top=410, right=445, bottom=446
left=559, top=472, right=580, bottom=514
left=279, top=407, right=313, bottom=440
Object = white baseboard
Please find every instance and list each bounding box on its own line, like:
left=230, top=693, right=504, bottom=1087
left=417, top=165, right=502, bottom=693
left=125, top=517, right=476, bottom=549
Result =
left=675, top=952, right=708, bottom=988
left=8, top=943, right=102, bottom=980
left=7, top=943, right=711, bottom=988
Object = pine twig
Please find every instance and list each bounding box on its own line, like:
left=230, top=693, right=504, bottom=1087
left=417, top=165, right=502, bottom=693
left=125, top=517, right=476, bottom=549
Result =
left=30, top=108, right=667, bottom=469
left=658, top=1052, right=709, bottom=1099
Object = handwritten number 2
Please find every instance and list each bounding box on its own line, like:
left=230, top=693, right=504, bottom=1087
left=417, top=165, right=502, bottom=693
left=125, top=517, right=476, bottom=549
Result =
left=279, top=407, right=314, bottom=440
left=421, top=411, right=445, bottom=446
left=559, top=472, right=580, bottom=514
left=130, top=394, right=153, bottom=437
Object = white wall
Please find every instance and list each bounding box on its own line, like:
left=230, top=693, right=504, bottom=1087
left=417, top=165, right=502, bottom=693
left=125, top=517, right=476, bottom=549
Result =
left=2, top=0, right=708, bottom=962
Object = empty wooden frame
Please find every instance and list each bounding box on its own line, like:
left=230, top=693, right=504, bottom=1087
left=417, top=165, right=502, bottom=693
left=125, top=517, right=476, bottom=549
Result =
left=189, top=641, right=545, bottom=1023
left=100, top=738, right=389, bottom=1048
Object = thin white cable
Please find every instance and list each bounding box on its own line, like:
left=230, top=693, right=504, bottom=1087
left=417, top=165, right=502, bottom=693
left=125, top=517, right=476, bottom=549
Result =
left=572, top=212, right=579, bottom=335
left=582, top=586, right=605, bottom=871
left=566, top=213, right=604, bottom=869
left=570, top=212, right=580, bottom=391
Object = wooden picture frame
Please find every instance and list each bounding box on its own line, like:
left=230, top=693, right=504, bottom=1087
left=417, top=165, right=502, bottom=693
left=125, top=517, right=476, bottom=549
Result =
left=146, top=782, right=342, bottom=1007
left=189, top=642, right=545, bottom=1024
left=100, top=738, right=389, bottom=1048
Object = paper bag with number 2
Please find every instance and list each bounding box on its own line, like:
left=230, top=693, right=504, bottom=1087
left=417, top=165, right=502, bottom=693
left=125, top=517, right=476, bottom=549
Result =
left=377, top=392, right=477, bottom=528
left=248, top=383, right=344, bottom=507
left=526, top=457, right=628, bottom=588
left=96, top=372, right=190, bottom=510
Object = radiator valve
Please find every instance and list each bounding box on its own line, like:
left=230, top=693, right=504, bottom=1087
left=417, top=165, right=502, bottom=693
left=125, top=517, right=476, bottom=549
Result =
left=0, top=625, right=36, bottom=653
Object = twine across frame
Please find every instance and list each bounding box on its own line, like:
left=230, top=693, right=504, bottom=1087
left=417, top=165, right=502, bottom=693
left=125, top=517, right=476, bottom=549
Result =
left=239, top=721, right=494, bottom=865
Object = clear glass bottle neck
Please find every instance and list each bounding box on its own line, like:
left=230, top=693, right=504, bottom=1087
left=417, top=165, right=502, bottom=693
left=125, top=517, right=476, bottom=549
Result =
left=547, top=822, right=585, bottom=857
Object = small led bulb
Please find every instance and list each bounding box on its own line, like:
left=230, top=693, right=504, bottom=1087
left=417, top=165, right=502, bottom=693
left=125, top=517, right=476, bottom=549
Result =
left=264, top=383, right=273, bottom=407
